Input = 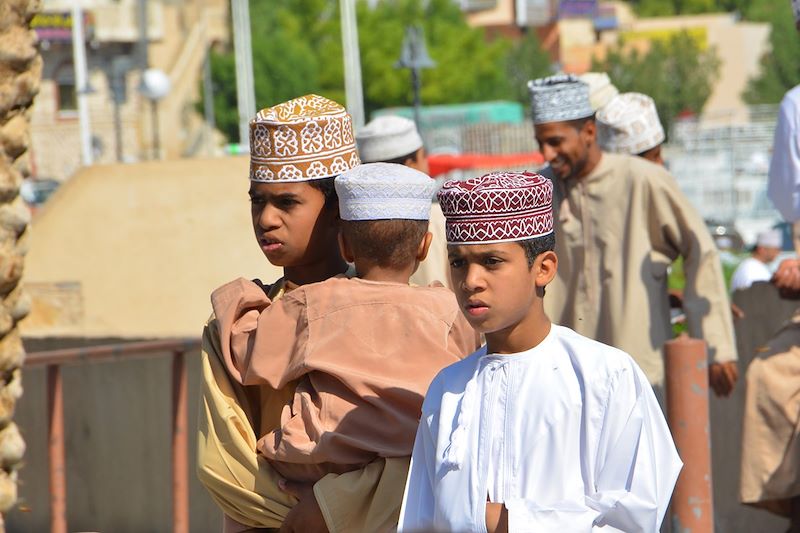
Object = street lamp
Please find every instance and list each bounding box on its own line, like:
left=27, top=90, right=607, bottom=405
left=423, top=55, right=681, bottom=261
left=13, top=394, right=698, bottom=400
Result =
left=139, top=68, right=171, bottom=160
left=395, top=26, right=435, bottom=131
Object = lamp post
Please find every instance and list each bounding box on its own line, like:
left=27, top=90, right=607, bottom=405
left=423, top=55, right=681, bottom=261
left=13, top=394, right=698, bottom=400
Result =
left=139, top=68, right=171, bottom=160
left=395, top=26, right=435, bottom=131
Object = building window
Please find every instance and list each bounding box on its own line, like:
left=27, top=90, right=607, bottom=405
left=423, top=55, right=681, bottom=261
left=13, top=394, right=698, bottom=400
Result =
left=54, top=63, right=77, bottom=116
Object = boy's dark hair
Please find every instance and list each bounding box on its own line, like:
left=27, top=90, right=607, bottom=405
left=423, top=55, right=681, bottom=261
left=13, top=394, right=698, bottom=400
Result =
left=518, top=233, right=556, bottom=267
left=342, top=219, right=428, bottom=270
left=308, top=177, right=338, bottom=208
left=383, top=148, right=420, bottom=166
left=566, top=114, right=596, bottom=132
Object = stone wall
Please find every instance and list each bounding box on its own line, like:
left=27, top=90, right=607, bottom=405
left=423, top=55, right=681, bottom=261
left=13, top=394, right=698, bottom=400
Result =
left=0, top=0, right=41, bottom=523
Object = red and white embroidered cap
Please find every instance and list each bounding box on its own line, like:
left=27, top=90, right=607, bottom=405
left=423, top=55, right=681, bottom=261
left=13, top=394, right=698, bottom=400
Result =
left=437, top=172, right=554, bottom=244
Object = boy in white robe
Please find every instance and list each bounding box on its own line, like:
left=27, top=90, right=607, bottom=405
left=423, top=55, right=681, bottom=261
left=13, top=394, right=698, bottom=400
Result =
left=399, top=171, right=683, bottom=532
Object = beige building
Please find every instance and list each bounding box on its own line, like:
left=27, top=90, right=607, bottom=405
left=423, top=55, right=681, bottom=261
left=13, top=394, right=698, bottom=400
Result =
left=29, top=0, right=228, bottom=182
left=465, top=1, right=769, bottom=124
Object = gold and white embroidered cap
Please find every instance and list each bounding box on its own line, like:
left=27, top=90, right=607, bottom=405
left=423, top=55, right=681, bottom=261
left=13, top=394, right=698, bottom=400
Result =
left=249, top=94, right=361, bottom=182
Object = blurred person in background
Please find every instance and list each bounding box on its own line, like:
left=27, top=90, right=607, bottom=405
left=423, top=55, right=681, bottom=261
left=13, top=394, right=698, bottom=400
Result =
left=739, top=3, right=800, bottom=527
left=730, top=229, right=783, bottom=292
left=596, top=92, right=666, bottom=166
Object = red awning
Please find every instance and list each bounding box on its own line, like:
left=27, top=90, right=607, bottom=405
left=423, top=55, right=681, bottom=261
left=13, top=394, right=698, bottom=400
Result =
left=428, top=152, right=545, bottom=177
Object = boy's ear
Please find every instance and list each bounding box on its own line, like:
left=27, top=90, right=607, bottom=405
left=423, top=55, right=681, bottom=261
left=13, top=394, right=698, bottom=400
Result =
left=534, top=250, right=558, bottom=287
left=416, top=231, right=433, bottom=262
left=581, top=119, right=597, bottom=145
left=338, top=231, right=355, bottom=264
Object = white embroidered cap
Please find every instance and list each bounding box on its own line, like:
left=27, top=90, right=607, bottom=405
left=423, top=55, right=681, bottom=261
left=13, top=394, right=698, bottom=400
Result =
left=756, top=229, right=783, bottom=249
left=578, top=72, right=619, bottom=111
left=596, top=92, right=665, bottom=155
left=528, top=74, right=594, bottom=125
left=356, top=115, right=424, bottom=163
left=335, top=163, right=436, bottom=221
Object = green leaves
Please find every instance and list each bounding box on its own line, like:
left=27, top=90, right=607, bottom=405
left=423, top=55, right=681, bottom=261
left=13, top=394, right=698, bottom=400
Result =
left=201, top=0, right=553, bottom=141
left=593, top=30, right=720, bottom=136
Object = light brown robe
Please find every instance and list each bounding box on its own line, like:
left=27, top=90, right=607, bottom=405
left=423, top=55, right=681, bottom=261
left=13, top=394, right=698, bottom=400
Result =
left=213, top=276, right=478, bottom=483
left=740, top=311, right=800, bottom=516
left=543, top=153, right=737, bottom=384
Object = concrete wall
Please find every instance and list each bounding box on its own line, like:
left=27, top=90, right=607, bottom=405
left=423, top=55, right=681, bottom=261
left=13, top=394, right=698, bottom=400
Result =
left=11, top=337, right=222, bottom=532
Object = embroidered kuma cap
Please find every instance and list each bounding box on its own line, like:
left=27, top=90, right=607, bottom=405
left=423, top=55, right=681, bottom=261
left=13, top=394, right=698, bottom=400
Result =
left=437, top=172, right=554, bottom=244
left=335, top=163, right=437, bottom=221
left=528, top=74, right=594, bottom=125
left=356, top=115, right=424, bottom=163
left=249, top=94, right=360, bottom=182
left=597, top=93, right=665, bottom=155
left=578, top=72, right=619, bottom=111
left=756, top=229, right=783, bottom=249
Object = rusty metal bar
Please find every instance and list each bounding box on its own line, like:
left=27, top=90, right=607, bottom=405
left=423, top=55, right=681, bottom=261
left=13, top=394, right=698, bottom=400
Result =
left=47, top=364, right=67, bottom=533
left=664, top=334, right=714, bottom=533
left=172, top=350, right=189, bottom=533
left=27, top=338, right=200, bottom=367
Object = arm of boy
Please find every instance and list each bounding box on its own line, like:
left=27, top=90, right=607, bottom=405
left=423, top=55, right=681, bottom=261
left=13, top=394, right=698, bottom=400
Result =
left=484, top=502, right=508, bottom=533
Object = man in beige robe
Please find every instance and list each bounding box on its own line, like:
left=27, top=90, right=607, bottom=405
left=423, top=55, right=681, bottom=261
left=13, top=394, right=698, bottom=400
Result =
left=529, top=74, right=738, bottom=392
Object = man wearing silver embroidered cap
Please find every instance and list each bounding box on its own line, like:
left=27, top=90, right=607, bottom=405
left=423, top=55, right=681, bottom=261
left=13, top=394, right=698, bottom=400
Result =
left=597, top=92, right=666, bottom=165
left=529, top=74, right=738, bottom=398
left=357, top=115, right=452, bottom=288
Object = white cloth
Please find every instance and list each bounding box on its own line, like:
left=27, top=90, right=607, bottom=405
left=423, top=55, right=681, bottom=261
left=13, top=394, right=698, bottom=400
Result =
left=730, top=257, right=772, bottom=292
left=768, top=85, right=800, bottom=223
left=579, top=72, right=619, bottom=112
left=334, top=163, right=436, bottom=221
left=398, top=325, right=682, bottom=533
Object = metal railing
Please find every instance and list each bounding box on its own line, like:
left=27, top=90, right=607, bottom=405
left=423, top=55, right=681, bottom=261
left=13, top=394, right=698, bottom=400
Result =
left=26, top=338, right=202, bottom=533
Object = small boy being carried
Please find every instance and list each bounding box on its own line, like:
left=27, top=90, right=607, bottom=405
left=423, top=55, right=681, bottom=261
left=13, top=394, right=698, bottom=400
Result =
left=399, top=172, right=682, bottom=532
left=212, top=162, right=479, bottom=485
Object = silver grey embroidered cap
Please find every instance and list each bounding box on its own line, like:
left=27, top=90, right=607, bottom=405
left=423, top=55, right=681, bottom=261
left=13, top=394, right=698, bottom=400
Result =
left=528, top=74, right=594, bottom=125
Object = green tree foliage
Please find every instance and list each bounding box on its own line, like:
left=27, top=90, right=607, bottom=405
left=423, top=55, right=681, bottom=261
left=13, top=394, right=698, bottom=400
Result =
left=742, top=0, right=800, bottom=105
left=505, top=30, right=553, bottom=105
left=630, top=0, right=750, bottom=17
left=202, top=0, right=552, bottom=141
left=592, top=31, right=721, bottom=135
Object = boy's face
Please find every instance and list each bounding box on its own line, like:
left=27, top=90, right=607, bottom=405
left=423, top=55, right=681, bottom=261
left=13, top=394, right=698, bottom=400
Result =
left=534, top=120, right=594, bottom=180
left=248, top=181, right=338, bottom=268
left=448, top=242, right=545, bottom=334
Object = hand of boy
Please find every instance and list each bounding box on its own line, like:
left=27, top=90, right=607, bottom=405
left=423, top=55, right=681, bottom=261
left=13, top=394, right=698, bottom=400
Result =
left=485, top=501, right=508, bottom=533
left=278, top=478, right=329, bottom=533
left=708, top=361, right=738, bottom=397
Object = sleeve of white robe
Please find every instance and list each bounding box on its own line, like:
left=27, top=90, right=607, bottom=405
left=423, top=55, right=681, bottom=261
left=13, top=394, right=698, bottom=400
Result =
left=397, top=413, right=437, bottom=532
left=504, top=362, right=682, bottom=533
left=768, top=90, right=800, bottom=223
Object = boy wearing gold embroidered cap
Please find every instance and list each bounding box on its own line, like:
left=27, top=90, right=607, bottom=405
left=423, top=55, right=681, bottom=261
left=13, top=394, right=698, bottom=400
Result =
left=215, top=163, right=477, bottom=489
left=198, top=95, right=415, bottom=533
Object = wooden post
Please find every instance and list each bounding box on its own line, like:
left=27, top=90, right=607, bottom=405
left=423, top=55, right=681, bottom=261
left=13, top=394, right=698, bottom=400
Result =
left=664, top=334, right=714, bottom=533
left=47, top=365, right=67, bottom=533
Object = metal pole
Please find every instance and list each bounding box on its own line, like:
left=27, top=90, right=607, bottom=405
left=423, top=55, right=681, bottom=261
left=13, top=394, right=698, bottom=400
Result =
left=47, top=365, right=67, bottom=533
left=411, top=67, right=422, bottom=131
left=71, top=4, right=93, bottom=166
left=151, top=100, right=160, bottom=160
left=171, top=350, right=189, bottom=533
left=231, top=0, right=256, bottom=149
left=113, top=97, right=123, bottom=162
left=203, top=47, right=216, bottom=156
left=664, top=335, right=714, bottom=533
left=340, top=0, right=365, bottom=129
